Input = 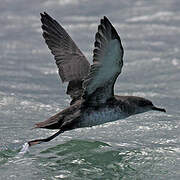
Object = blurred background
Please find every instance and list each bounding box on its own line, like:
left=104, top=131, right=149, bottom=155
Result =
left=0, top=0, right=180, bottom=179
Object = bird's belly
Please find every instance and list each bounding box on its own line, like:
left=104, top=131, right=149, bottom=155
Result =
left=78, top=107, right=128, bottom=128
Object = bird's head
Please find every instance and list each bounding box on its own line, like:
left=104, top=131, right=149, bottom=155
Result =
left=127, top=96, right=166, bottom=114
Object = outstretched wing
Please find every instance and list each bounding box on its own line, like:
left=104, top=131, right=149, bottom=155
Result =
left=40, top=12, right=90, bottom=104
left=83, top=16, right=124, bottom=106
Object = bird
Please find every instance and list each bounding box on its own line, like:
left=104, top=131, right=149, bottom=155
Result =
left=28, top=12, right=166, bottom=146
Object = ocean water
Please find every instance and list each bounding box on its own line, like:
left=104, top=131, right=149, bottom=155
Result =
left=0, top=0, right=180, bottom=179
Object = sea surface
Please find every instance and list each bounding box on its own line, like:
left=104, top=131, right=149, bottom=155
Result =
left=0, top=0, right=180, bottom=179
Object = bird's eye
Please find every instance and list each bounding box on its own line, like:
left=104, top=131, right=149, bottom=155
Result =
left=139, top=101, right=146, bottom=106
left=139, top=100, right=152, bottom=107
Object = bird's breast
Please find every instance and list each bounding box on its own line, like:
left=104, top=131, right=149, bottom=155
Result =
left=77, top=106, right=129, bottom=128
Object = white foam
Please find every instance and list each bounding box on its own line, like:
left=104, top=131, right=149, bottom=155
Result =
left=18, top=143, right=30, bottom=155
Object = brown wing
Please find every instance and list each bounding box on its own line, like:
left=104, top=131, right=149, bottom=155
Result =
left=35, top=100, right=82, bottom=129
left=83, top=16, right=124, bottom=106
left=40, top=12, right=90, bottom=104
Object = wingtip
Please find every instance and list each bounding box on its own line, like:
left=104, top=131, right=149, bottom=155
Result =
left=100, top=16, right=108, bottom=21
left=40, top=11, right=47, bottom=16
left=103, top=16, right=111, bottom=25
left=40, top=12, right=44, bottom=17
left=103, top=16, right=108, bottom=20
left=44, top=11, right=48, bottom=16
left=40, top=12, right=51, bottom=19
left=100, top=16, right=111, bottom=27
left=40, top=12, right=46, bottom=21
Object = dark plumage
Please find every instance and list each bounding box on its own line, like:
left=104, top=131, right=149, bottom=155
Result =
left=28, top=12, right=165, bottom=146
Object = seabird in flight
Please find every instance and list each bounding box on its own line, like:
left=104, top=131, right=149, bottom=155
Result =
left=28, top=12, right=166, bottom=146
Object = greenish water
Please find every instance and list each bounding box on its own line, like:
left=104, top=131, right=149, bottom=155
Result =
left=0, top=139, right=179, bottom=179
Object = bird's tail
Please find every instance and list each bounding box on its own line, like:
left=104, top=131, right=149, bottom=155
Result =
left=28, top=129, right=63, bottom=146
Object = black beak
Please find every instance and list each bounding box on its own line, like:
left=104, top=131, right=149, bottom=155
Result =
left=152, top=106, right=166, bottom=112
